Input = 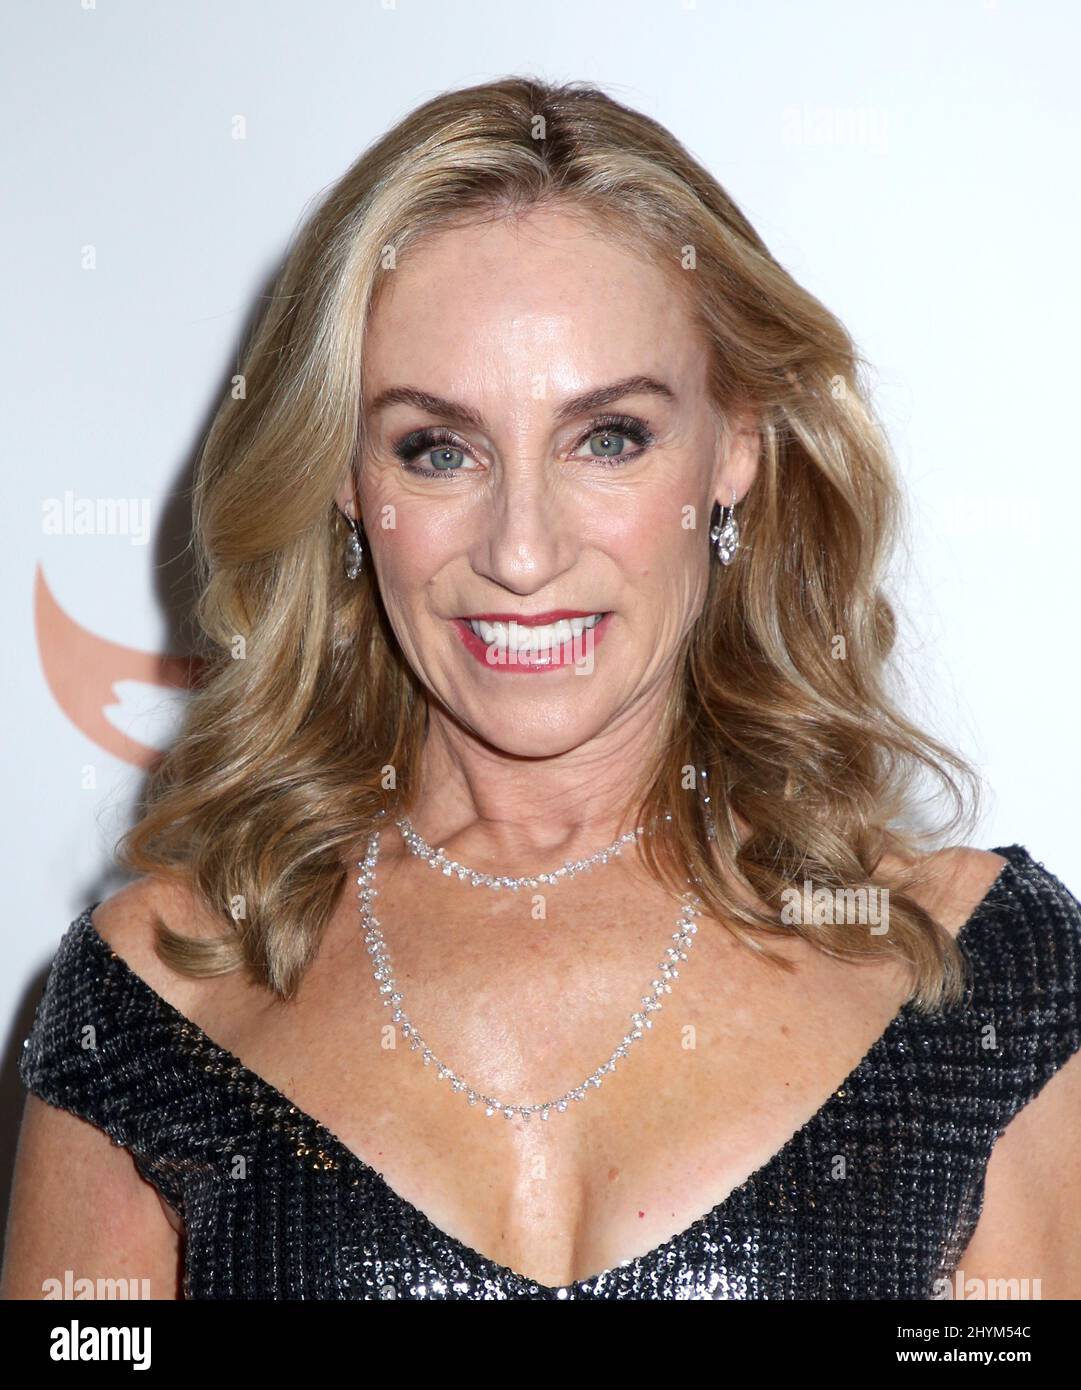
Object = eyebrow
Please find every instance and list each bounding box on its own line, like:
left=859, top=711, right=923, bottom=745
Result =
left=365, top=374, right=677, bottom=430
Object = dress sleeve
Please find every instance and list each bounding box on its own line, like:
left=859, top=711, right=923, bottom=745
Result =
left=973, top=846, right=1081, bottom=1138
left=18, top=907, right=189, bottom=1216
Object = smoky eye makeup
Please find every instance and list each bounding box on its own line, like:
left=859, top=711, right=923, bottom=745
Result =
left=575, top=413, right=655, bottom=459
left=390, top=413, right=657, bottom=479
left=392, top=425, right=468, bottom=471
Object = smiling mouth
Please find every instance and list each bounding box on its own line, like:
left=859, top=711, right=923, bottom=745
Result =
left=461, top=612, right=608, bottom=650
left=450, top=610, right=614, bottom=672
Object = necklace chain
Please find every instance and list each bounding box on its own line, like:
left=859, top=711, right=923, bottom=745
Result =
left=391, top=764, right=714, bottom=890
left=355, top=775, right=714, bottom=1122
left=394, top=813, right=650, bottom=890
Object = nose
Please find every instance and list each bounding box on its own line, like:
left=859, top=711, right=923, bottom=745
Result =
left=466, top=454, right=580, bottom=597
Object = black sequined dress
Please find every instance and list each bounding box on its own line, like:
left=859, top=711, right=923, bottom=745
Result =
left=17, top=843, right=1081, bottom=1299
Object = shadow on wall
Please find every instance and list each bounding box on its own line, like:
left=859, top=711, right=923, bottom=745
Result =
left=1, top=253, right=288, bottom=1272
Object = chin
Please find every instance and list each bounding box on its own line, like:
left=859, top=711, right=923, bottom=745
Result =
left=458, top=705, right=613, bottom=760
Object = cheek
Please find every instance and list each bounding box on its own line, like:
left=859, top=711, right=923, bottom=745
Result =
left=369, top=504, right=450, bottom=582
left=655, top=528, right=709, bottom=613
left=367, top=542, right=436, bottom=654
left=630, top=510, right=699, bottom=580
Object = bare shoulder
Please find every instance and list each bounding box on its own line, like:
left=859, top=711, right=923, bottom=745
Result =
left=877, top=845, right=1009, bottom=940
left=89, top=875, right=230, bottom=1016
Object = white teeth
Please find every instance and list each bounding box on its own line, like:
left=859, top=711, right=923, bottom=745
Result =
left=467, top=612, right=605, bottom=651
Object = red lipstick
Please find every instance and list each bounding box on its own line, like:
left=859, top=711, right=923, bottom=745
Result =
left=451, top=611, right=613, bottom=673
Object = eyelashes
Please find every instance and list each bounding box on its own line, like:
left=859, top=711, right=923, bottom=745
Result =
left=392, top=427, right=466, bottom=478
left=391, top=413, right=655, bottom=479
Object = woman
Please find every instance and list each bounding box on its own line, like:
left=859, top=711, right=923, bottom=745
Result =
left=4, top=76, right=1080, bottom=1302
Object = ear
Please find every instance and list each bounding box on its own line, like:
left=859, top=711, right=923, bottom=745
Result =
left=710, top=402, right=759, bottom=509
left=334, top=470, right=359, bottom=525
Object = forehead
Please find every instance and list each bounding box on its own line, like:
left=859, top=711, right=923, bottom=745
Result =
left=362, top=207, right=705, bottom=397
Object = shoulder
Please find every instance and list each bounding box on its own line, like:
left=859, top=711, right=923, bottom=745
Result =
left=878, top=841, right=1081, bottom=1084
left=952, top=842, right=1081, bottom=973
left=877, top=844, right=1011, bottom=938
left=88, top=874, right=230, bottom=1018
left=22, top=874, right=215, bottom=1069
left=879, top=840, right=1081, bottom=942
left=908, top=842, right=1081, bottom=1017
left=924, top=846, right=1011, bottom=937
left=18, top=877, right=229, bottom=1232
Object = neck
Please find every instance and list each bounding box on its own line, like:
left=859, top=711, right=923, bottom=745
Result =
left=403, top=699, right=675, bottom=875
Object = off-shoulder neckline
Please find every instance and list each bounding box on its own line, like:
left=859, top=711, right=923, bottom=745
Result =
left=73, top=844, right=1025, bottom=1295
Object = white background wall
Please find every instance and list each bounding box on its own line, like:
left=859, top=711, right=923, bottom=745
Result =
left=3, top=0, right=1079, bottom=1212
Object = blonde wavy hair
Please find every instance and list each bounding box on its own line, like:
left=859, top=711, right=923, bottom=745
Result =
left=117, top=75, right=983, bottom=1011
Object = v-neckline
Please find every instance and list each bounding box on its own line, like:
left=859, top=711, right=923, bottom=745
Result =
left=79, top=845, right=1021, bottom=1296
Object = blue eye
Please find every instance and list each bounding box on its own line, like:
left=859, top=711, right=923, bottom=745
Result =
left=575, top=414, right=654, bottom=467
left=392, top=414, right=655, bottom=478
left=428, top=445, right=464, bottom=469
left=588, top=430, right=626, bottom=457
left=393, top=428, right=472, bottom=478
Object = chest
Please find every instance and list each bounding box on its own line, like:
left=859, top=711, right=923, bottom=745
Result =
left=185, top=864, right=923, bottom=1290
left=166, top=988, right=988, bottom=1299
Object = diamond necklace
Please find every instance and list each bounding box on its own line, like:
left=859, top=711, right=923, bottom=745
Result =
left=394, top=813, right=649, bottom=890
left=393, top=764, right=714, bottom=891
left=355, top=821, right=705, bottom=1121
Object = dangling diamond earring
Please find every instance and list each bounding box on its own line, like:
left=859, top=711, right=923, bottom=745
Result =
left=344, top=512, right=364, bottom=579
left=709, top=487, right=740, bottom=566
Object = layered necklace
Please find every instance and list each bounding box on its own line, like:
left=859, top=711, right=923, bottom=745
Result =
left=355, top=781, right=710, bottom=1122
